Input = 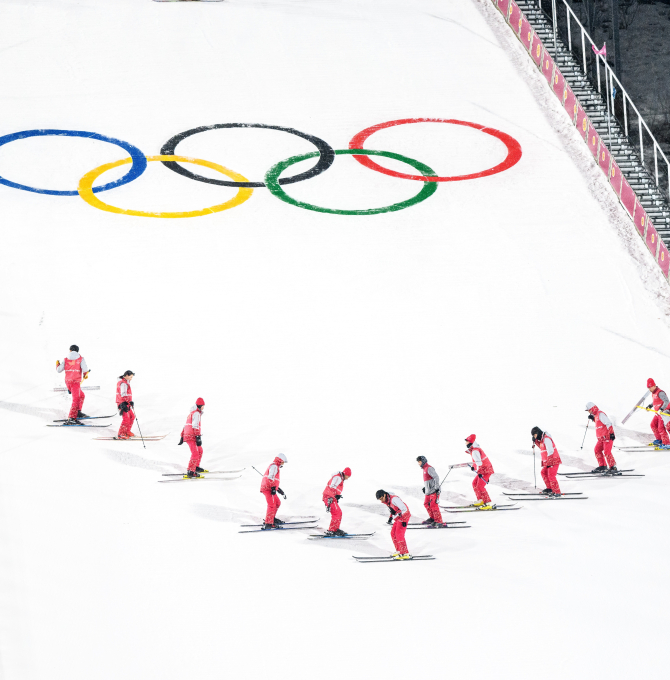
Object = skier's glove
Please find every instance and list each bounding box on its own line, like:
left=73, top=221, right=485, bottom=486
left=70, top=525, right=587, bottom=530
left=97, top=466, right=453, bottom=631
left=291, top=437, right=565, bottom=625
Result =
left=335, top=494, right=342, bottom=501
left=401, top=521, right=407, bottom=527
left=387, top=515, right=393, bottom=525
left=588, top=414, right=595, bottom=421
left=119, top=402, right=129, bottom=413
left=83, top=371, right=89, bottom=380
left=469, top=465, right=474, bottom=471
left=56, top=360, right=60, bottom=367
left=195, top=435, right=202, bottom=446
left=129, top=400, right=134, bottom=408
left=271, top=487, right=277, bottom=495
left=422, top=487, right=425, bottom=494
left=178, top=436, right=184, bottom=445
left=609, top=432, right=615, bottom=441
left=647, top=403, right=654, bottom=410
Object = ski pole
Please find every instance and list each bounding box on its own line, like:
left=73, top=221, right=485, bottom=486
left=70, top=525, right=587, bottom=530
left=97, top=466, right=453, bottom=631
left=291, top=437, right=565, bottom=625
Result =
left=532, top=443, right=537, bottom=490
left=252, top=466, right=286, bottom=499
left=580, top=420, right=590, bottom=450
left=131, top=407, right=146, bottom=450
left=438, top=467, right=453, bottom=490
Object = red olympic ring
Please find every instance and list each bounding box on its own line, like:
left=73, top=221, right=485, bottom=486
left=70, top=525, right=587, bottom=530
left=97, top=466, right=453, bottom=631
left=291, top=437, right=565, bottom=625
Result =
left=348, top=118, right=522, bottom=182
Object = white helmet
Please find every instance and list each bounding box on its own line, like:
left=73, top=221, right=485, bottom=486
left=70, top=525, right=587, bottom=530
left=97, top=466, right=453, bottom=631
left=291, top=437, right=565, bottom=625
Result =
left=585, top=402, right=596, bottom=411
left=277, top=453, right=287, bottom=463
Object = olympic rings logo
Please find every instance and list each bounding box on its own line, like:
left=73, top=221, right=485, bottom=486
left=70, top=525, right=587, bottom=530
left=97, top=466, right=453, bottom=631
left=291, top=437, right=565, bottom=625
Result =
left=0, top=119, right=522, bottom=218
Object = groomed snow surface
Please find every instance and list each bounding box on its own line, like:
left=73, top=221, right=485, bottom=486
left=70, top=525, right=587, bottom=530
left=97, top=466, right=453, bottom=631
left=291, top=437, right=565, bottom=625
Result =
left=1, top=1, right=669, bottom=678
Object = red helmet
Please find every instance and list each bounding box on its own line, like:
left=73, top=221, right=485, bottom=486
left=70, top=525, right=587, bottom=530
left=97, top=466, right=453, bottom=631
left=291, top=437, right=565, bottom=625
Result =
left=647, top=378, right=656, bottom=389
left=465, top=434, right=476, bottom=444
left=342, top=467, right=352, bottom=477
left=196, top=398, right=205, bottom=407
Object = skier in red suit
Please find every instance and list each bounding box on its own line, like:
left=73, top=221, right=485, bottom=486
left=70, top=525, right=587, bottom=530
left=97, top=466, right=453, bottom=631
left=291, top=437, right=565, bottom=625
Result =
left=646, top=378, right=670, bottom=447
left=376, top=490, right=411, bottom=559
left=115, top=370, right=136, bottom=439
left=322, top=467, right=351, bottom=535
left=585, top=402, right=617, bottom=473
left=260, top=453, right=287, bottom=528
left=56, top=344, right=90, bottom=420
left=465, top=434, right=495, bottom=509
left=178, top=398, right=205, bottom=477
left=531, top=427, right=562, bottom=496
left=416, top=456, right=443, bottom=524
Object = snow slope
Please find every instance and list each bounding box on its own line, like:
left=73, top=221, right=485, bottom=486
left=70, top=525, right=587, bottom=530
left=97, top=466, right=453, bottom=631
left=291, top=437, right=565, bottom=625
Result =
left=1, top=1, right=669, bottom=678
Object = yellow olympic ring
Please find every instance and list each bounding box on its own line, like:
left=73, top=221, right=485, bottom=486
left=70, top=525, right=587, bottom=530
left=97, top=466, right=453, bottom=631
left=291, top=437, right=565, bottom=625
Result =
left=78, top=155, right=253, bottom=218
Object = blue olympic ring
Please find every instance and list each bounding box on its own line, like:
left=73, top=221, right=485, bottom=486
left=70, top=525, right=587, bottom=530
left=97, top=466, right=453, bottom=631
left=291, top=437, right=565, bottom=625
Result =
left=0, top=129, right=147, bottom=196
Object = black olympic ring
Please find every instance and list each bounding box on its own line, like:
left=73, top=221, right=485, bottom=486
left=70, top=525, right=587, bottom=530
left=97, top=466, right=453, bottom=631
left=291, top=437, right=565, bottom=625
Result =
left=159, top=123, right=335, bottom=189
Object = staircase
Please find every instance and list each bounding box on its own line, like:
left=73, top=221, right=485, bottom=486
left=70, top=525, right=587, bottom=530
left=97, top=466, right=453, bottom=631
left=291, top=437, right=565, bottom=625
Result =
left=516, top=0, right=670, bottom=240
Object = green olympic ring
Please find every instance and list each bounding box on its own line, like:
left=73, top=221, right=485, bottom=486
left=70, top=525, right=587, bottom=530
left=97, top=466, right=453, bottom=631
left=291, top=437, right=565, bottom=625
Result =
left=265, top=149, right=438, bottom=215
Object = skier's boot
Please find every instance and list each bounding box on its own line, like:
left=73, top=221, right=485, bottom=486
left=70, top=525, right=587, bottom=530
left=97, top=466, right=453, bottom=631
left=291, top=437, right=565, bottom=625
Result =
left=473, top=499, right=485, bottom=507
left=325, top=530, right=336, bottom=536
left=333, top=529, right=347, bottom=536
left=607, top=466, right=619, bottom=475
left=395, top=553, right=412, bottom=560
left=261, top=522, right=274, bottom=530
left=127, top=432, right=137, bottom=437
left=186, top=470, right=201, bottom=478
left=77, top=411, right=88, bottom=419
left=273, top=517, right=285, bottom=526
left=653, top=439, right=662, bottom=446
left=540, top=488, right=552, bottom=495
left=478, top=503, right=495, bottom=511
left=591, top=465, right=607, bottom=473
left=196, top=467, right=207, bottom=473
left=422, top=517, right=435, bottom=525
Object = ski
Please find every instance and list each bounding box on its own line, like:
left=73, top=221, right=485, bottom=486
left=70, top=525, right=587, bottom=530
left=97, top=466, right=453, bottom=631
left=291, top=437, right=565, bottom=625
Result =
left=53, top=386, right=100, bottom=392
left=93, top=434, right=167, bottom=441
left=161, top=468, right=245, bottom=476
left=559, top=469, right=634, bottom=476
left=618, top=446, right=668, bottom=451
left=308, top=532, right=375, bottom=540
left=53, top=414, right=115, bottom=422
left=353, top=555, right=435, bottom=562
left=407, top=522, right=465, bottom=528
left=47, top=422, right=111, bottom=428
left=443, top=504, right=521, bottom=513
left=503, top=491, right=582, bottom=496
left=239, top=525, right=318, bottom=534
left=406, top=523, right=471, bottom=529
left=563, top=473, right=644, bottom=479
left=158, top=474, right=242, bottom=484
left=240, top=519, right=317, bottom=527
left=505, top=495, right=588, bottom=501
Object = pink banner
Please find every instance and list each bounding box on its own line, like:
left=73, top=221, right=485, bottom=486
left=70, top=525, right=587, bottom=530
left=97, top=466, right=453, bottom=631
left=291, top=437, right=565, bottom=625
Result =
left=542, top=52, right=555, bottom=84
left=609, top=159, right=623, bottom=197
left=520, top=14, right=533, bottom=51
left=620, top=177, right=636, bottom=218
left=587, top=123, right=600, bottom=158
left=508, top=2, right=522, bottom=37
left=563, top=85, right=577, bottom=123
left=497, top=0, right=510, bottom=15
left=634, top=200, right=648, bottom=237
left=552, top=66, right=565, bottom=101
left=597, top=142, right=611, bottom=176
left=658, top=240, right=670, bottom=278
left=575, top=105, right=589, bottom=141
left=531, top=34, right=543, bottom=67
left=646, top=218, right=660, bottom=259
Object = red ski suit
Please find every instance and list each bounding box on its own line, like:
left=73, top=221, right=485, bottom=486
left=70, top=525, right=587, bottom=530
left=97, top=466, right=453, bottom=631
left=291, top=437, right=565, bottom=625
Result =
left=588, top=405, right=616, bottom=468
left=323, top=472, right=346, bottom=532
left=181, top=405, right=203, bottom=472
left=260, top=457, right=283, bottom=524
left=467, top=442, right=494, bottom=504
left=535, top=432, right=562, bottom=494
left=421, top=462, right=442, bottom=523
left=383, top=494, right=410, bottom=555
left=56, top=351, right=89, bottom=418
left=649, top=386, right=670, bottom=445
left=116, top=378, right=135, bottom=437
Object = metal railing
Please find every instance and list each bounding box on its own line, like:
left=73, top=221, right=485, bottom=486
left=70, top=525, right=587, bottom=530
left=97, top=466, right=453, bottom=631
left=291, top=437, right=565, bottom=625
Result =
left=536, top=0, right=670, bottom=201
